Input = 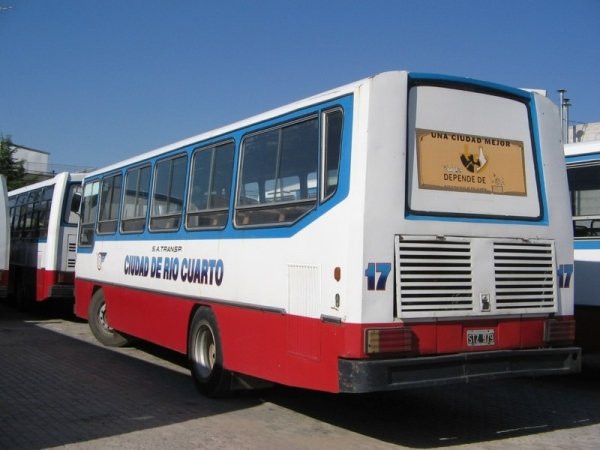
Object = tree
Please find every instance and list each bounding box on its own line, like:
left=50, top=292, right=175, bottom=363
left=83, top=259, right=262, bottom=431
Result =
left=0, top=135, right=26, bottom=190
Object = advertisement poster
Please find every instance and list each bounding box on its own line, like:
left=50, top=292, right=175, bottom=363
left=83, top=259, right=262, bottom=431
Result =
left=416, top=128, right=527, bottom=196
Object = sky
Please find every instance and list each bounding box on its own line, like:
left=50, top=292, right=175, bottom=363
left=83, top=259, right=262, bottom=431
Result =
left=0, top=0, right=599, bottom=172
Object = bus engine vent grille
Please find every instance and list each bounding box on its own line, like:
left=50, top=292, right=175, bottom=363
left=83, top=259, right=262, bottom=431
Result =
left=493, top=241, right=556, bottom=311
left=396, top=236, right=473, bottom=315
left=395, top=236, right=558, bottom=318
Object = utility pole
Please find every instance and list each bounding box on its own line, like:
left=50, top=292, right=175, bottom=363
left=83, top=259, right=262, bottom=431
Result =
left=557, top=89, right=572, bottom=144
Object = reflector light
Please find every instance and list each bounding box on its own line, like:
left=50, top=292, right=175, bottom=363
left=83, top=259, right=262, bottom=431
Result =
left=366, top=327, right=414, bottom=354
left=544, top=318, right=575, bottom=346
left=56, top=271, right=75, bottom=284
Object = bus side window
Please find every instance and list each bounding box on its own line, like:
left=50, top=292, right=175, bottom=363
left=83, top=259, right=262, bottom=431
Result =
left=150, top=154, right=187, bottom=232
left=235, top=116, right=319, bottom=227
left=63, top=184, right=82, bottom=225
left=23, top=190, right=36, bottom=237
left=187, top=141, right=234, bottom=230
left=121, top=165, right=150, bottom=233
left=7, top=196, right=15, bottom=231
left=38, top=187, right=54, bottom=239
left=12, top=194, right=26, bottom=238
left=568, top=164, right=600, bottom=238
left=79, top=181, right=100, bottom=247
left=322, top=108, right=343, bottom=201
left=97, top=173, right=123, bottom=234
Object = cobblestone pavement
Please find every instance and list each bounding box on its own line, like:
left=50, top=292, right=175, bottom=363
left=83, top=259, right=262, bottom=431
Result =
left=1, top=300, right=600, bottom=450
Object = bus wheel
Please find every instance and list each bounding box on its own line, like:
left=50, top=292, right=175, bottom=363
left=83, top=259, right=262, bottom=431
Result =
left=88, top=290, right=129, bottom=347
left=188, top=307, right=232, bottom=398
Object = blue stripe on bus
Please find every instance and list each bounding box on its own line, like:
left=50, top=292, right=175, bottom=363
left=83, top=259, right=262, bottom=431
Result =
left=408, top=73, right=533, bottom=101
left=528, top=89, right=549, bottom=225
left=405, top=213, right=549, bottom=226
left=566, top=152, right=600, bottom=164
left=575, top=240, right=600, bottom=250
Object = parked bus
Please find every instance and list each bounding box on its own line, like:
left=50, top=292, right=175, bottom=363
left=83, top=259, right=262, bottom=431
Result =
left=0, top=175, right=9, bottom=299
left=565, top=140, right=600, bottom=350
left=75, top=71, right=580, bottom=397
left=8, top=172, right=83, bottom=308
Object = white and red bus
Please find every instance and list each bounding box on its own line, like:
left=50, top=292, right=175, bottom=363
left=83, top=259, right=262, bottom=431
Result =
left=8, top=172, right=83, bottom=308
left=565, top=140, right=600, bottom=350
left=0, top=175, right=9, bottom=299
left=75, top=71, right=580, bottom=397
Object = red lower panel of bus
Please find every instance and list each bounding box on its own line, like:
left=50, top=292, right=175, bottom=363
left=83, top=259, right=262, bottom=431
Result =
left=9, top=266, right=74, bottom=302
left=0, top=270, right=8, bottom=297
left=74, top=279, right=556, bottom=393
left=36, top=269, right=75, bottom=301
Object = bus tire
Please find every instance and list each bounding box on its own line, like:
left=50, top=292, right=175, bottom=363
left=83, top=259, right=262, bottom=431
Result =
left=88, top=290, right=129, bottom=347
left=188, top=307, right=232, bottom=398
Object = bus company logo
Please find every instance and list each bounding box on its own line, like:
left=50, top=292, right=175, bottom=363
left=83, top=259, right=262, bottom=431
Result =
left=123, top=254, right=224, bottom=287
left=97, top=252, right=107, bottom=271
left=460, top=144, right=487, bottom=173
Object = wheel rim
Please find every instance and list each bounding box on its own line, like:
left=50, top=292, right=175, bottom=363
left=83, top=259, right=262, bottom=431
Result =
left=98, top=303, right=113, bottom=333
left=193, top=323, right=216, bottom=379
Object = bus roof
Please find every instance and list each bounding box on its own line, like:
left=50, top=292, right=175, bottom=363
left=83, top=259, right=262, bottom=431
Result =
left=8, top=172, right=86, bottom=197
left=564, top=140, right=600, bottom=157
left=83, top=72, right=382, bottom=178
left=82, top=70, right=535, bottom=179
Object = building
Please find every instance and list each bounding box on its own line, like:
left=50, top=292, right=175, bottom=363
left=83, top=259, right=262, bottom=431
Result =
left=10, top=143, right=94, bottom=184
left=569, top=122, right=600, bottom=143
left=12, top=144, right=50, bottom=179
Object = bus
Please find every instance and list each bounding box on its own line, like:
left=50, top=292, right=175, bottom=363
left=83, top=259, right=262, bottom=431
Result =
left=564, top=140, right=600, bottom=350
left=75, top=71, right=580, bottom=397
left=0, top=175, right=8, bottom=299
left=8, top=172, right=83, bottom=308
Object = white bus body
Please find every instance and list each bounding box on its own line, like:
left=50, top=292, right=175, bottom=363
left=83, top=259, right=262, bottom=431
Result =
left=75, top=71, right=579, bottom=396
left=0, top=175, right=9, bottom=298
left=565, top=140, right=600, bottom=349
left=8, top=172, right=83, bottom=307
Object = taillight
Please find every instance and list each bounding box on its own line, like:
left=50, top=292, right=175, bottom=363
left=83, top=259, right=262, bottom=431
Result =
left=544, top=318, right=575, bottom=346
left=56, top=271, right=75, bottom=284
left=0, top=270, right=8, bottom=286
left=365, top=327, right=414, bottom=355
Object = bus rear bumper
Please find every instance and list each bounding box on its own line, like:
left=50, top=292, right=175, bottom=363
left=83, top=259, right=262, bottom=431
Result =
left=338, top=347, right=581, bottom=393
left=49, top=285, right=74, bottom=298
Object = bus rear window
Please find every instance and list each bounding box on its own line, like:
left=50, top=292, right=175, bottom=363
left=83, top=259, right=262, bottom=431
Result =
left=407, top=84, right=541, bottom=220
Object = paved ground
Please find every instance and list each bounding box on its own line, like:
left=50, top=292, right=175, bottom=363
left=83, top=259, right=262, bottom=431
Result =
left=1, top=299, right=600, bottom=450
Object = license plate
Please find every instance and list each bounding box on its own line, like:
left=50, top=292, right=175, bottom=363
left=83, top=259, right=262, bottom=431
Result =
left=467, top=329, right=495, bottom=346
